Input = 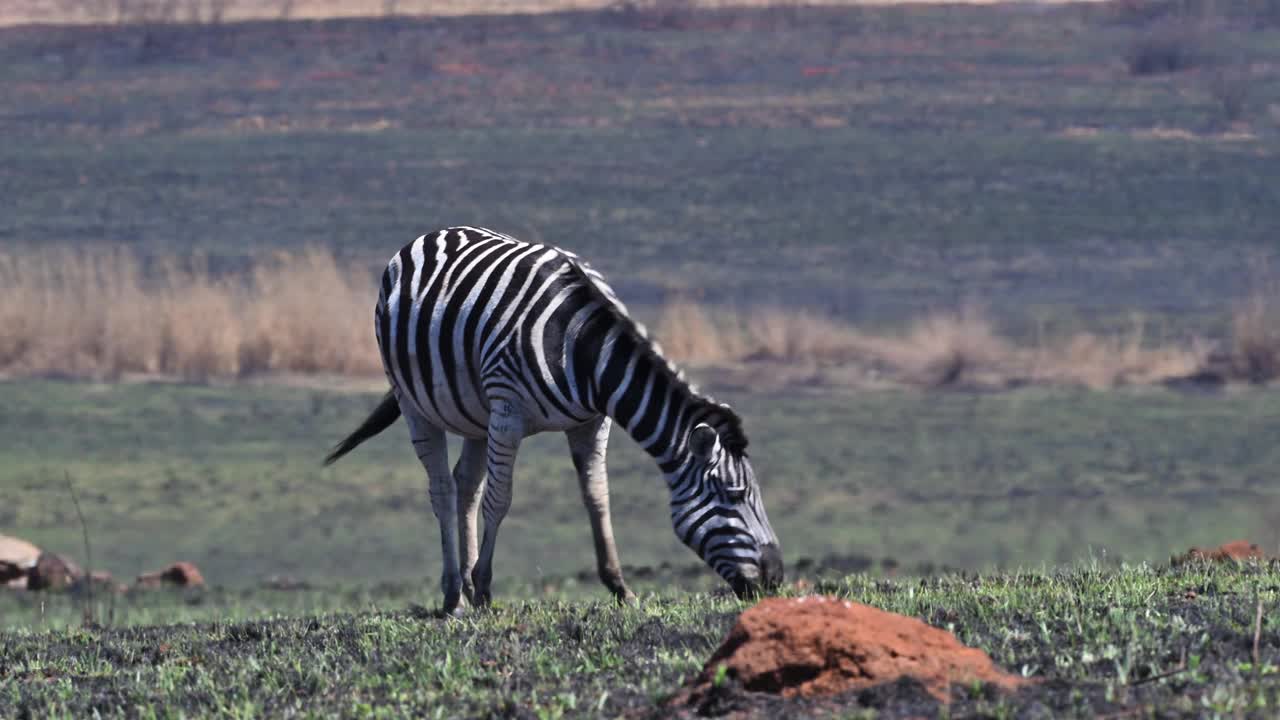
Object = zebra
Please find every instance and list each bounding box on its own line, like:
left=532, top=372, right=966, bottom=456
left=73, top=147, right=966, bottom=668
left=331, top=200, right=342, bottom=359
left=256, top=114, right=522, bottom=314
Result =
left=324, top=226, right=782, bottom=614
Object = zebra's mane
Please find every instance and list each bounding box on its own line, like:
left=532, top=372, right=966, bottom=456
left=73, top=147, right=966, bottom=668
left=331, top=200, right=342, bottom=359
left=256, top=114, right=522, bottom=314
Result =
left=560, top=252, right=750, bottom=455
left=454, top=227, right=749, bottom=453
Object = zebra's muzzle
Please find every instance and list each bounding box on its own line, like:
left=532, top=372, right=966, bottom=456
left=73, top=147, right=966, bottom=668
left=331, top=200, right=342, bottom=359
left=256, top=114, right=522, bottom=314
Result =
left=730, top=575, right=758, bottom=599
left=760, top=542, right=784, bottom=588
left=729, top=543, right=784, bottom=599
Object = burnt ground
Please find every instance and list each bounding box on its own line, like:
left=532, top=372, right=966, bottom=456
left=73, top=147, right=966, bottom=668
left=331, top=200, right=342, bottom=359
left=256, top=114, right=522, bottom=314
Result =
left=3, top=561, right=1278, bottom=718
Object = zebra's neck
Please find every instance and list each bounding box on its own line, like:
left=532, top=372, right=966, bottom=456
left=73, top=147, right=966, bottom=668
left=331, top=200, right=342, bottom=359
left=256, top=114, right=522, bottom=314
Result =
left=585, top=311, right=739, bottom=472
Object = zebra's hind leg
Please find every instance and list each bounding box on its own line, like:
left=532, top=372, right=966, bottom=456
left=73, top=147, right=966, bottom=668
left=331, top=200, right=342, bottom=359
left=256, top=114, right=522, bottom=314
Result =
left=566, top=417, right=637, bottom=605
left=453, top=438, right=487, bottom=607
left=471, top=398, right=526, bottom=607
left=402, top=409, right=466, bottom=616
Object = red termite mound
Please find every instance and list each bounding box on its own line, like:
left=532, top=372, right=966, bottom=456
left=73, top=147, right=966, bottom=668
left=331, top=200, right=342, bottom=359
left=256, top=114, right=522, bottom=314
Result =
left=136, top=561, right=205, bottom=588
left=679, top=596, right=1028, bottom=706
left=1172, top=540, right=1267, bottom=565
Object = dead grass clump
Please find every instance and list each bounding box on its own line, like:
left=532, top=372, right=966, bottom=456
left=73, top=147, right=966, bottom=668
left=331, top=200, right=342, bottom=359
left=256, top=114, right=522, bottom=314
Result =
left=0, top=247, right=379, bottom=381
left=654, top=300, right=1212, bottom=391
left=655, top=298, right=737, bottom=364
left=0, top=256, right=1251, bottom=392
left=654, top=301, right=1013, bottom=388
left=1032, top=323, right=1205, bottom=390
left=806, top=307, right=1013, bottom=389
left=740, top=307, right=863, bottom=364
left=892, top=308, right=1010, bottom=387
left=0, top=247, right=166, bottom=378
left=655, top=302, right=862, bottom=365
left=1229, top=294, right=1280, bottom=383
left=157, top=280, right=245, bottom=379
left=242, top=249, right=380, bottom=376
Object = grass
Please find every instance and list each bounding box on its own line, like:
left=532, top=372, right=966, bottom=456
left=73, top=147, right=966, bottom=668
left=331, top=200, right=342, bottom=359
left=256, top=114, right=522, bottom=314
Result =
left=0, top=246, right=379, bottom=380
left=0, top=4, right=1278, bottom=334
left=2, top=562, right=1278, bottom=717
left=1, top=5, right=1278, bottom=714
left=4, top=380, right=1280, bottom=592
left=0, top=0, right=918, bottom=27
left=0, top=247, right=1227, bottom=387
left=656, top=300, right=1212, bottom=389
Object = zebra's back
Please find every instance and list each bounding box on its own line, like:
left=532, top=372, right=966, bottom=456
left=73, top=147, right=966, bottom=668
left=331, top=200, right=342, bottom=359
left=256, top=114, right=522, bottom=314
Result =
left=375, top=226, right=617, bottom=438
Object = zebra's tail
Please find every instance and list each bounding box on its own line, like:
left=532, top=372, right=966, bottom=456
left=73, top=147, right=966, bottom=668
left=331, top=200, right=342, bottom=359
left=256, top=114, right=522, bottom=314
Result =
left=324, top=391, right=401, bottom=466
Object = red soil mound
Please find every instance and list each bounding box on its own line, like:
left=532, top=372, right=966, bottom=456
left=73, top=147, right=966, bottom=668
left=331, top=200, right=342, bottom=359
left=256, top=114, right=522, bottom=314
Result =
left=680, top=596, right=1027, bottom=705
left=28, top=552, right=84, bottom=591
left=1172, top=540, right=1267, bottom=565
left=136, top=562, right=205, bottom=588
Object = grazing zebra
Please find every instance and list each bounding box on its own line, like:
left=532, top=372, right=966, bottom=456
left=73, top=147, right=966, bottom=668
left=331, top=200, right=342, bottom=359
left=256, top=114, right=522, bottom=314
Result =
left=325, top=226, right=782, bottom=614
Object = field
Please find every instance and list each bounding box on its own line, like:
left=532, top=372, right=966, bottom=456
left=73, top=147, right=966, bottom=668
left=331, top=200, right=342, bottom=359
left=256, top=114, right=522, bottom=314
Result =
left=3, top=380, right=1279, bottom=589
left=2, top=0, right=1027, bottom=28
left=5, top=0, right=1280, bottom=716
left=3, top=563, right=1278, bottom=717
left=2, top=1, right=1280, bottom=332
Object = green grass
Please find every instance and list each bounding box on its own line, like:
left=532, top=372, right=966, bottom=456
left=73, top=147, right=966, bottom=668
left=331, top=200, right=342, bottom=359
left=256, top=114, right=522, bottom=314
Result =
left=3, top=6, right=1280, bottom=714
left=2, top=562, right=1278, bottom=717
left=3, top=380, right=1279, bottom=594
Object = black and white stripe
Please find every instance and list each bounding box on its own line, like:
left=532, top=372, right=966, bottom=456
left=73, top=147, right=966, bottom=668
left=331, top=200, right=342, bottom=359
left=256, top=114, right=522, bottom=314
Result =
left=328, top=226, right=782, bottom=612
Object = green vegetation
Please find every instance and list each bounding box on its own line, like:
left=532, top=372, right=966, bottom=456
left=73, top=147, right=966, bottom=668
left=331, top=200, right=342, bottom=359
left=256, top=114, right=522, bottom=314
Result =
left=1, top=4, right=1278, bottom=331
left=3, top=562, right=1277, bottom=717
left=3, top=3, right=1280, bottom=715
left=3, top=380, right=1278, bottom=591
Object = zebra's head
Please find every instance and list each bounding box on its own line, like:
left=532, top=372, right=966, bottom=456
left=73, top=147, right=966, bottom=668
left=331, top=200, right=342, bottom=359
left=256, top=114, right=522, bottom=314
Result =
left=668, top=416, right=783, bottom=598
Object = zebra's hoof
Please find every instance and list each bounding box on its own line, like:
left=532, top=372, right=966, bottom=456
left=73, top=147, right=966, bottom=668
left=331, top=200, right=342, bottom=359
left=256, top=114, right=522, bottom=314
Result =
left=442, top=588, right=466, bottom=618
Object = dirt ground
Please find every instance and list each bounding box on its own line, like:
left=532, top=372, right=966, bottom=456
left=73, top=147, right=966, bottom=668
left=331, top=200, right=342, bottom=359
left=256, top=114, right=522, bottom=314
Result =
left=1, top=0, right=1092, bottom=28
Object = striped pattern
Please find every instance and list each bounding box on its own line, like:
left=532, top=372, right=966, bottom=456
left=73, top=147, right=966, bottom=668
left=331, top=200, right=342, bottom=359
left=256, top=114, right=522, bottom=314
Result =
left=365, top=226, right=781, bottom=610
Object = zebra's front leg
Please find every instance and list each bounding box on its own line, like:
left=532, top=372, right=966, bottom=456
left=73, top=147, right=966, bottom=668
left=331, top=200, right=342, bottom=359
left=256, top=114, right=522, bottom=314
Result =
left=453, top=438, right=487, bottom=606
left=403, top=411, right=465, bottom=616
left=471, top=398, right=526, bottom=607
left=565, top=417, right=636, bottom=605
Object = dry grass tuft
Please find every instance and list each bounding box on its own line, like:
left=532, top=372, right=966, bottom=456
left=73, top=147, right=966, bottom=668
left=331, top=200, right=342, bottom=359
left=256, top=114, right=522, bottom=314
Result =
left=1229, top=293, right=1280, bottom=383
left=656, top=302, right=1015, bottom=388
left=655, top=299, right=738, bottom=364
left=738, top=307, right=863, bottom=364
left=1030, top=317, right=1205, bottom=390
left=891, top=308, right=1011, bottom=387
left=657, top=303, right=865, bottom=365
left=0, top=249, right=1263, bottom=391
left=653, top=300, right=1212, bottom=391
left=241, top=249, right=379, bottom=376
left=0, top=247, right=380, bottom=381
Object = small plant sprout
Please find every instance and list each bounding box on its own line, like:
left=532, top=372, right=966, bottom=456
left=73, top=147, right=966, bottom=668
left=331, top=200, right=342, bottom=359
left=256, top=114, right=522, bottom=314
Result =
left=712, top=663, right=730, bottom=688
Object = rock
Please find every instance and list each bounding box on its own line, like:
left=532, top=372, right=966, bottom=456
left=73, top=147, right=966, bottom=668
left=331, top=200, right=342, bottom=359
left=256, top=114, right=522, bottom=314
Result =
left=677, top=595, right=1028, bottom=706
left=136, top=561, right=205, bottom=588
left=0, top=535, right=41, bottom=588
left=86, top=569, right=118, bottom=588
left=1172, top=540, right=1267, bottom=565
left=0, top=534, right=41, bottom=565
left=1, top=560, right=28, bottom=589
left=65, top=569, right=126, bottom=595
left=27, top=552, right=84, bottom=591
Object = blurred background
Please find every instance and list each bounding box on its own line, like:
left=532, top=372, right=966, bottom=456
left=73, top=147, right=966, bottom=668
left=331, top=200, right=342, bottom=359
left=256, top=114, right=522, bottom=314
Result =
left=2, top=0, right=1280, bottom=596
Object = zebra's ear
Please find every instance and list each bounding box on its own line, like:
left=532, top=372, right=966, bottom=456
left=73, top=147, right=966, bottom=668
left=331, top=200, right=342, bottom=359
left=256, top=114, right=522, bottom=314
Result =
left=689, top=423, right=721, bottom=461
